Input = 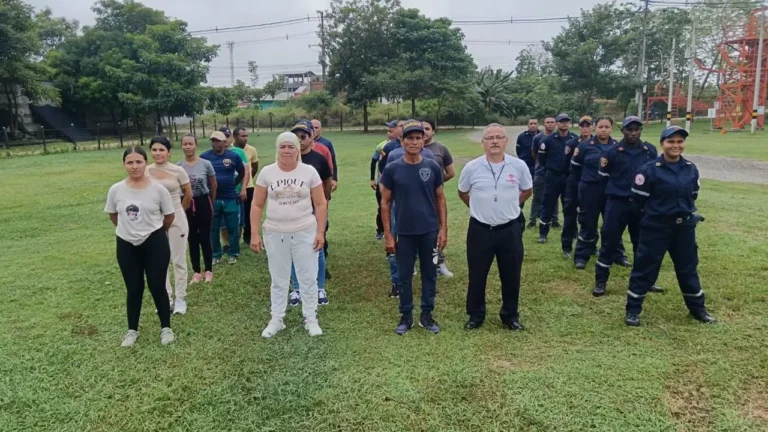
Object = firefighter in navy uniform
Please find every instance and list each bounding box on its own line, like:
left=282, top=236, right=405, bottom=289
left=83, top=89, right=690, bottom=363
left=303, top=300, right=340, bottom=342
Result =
left=569, top=117, right=628, bottom=269
left=593, top=116, right=663, bottom=297
left=624, top=126, right=716, bottom=326
left=562, top=116, right=594, bottom=257
left=537, top=113, right=577, bottom=256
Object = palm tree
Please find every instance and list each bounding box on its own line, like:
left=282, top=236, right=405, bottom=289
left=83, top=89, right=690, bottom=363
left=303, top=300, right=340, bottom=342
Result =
left=475, top=67, right=514, bottom=117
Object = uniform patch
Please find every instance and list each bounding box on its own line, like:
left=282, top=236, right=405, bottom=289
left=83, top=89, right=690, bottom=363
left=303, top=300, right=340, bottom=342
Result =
left=600, top=157, right=608, bottom=168
left=573, top=147, right=580, bottom=156
left=223, top=158, right=232, bottom=167
left=540, top=143, right=546, bottom=150
left=618, top=147, right=624, bottom=152
left=635, top=174, right=645, bottom=185
left=419, top=167, right=432, bottom=182
left=656, top=162, right=661, bottom=166
left=506, top=173, right=516, bottom=184
left=564, top=146, right=571, bottom=155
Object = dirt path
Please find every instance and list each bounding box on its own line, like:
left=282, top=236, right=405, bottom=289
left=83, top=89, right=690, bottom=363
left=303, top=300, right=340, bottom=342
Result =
left=466, top=127, right=768, bottom=185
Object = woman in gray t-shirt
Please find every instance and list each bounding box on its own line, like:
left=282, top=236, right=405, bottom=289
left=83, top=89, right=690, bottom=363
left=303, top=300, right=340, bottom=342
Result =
left=178, top=134, right=218, bottom=283
left=105, top=147, right=176, bottom=348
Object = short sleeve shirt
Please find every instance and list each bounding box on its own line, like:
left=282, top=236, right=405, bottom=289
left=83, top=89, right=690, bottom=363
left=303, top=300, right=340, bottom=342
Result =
left=301, top=150, right=332, bottom=181
left=230, top=147, right=248, bottom=194
left=178, top=158, right=215, bottom=197
left=242, top=144, right=259, bottom=188
left=146, top=163, right=190, bottom=212
left=256, top=163, right=322, bottom=233
left=105, top=180, right=175, bottom=246
left=458, top=155, right=533, bottom=226
left=200, top=149, right=245, bottom=200
left=379, top=158, right=444, bottom=236
left=423, top=141, right=454, bottom=173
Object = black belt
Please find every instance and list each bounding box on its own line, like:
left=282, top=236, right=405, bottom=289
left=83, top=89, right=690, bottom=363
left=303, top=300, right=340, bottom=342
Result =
left=646, top=214, right=692, bottom=225
left=470, top=217, right=518, bottom=230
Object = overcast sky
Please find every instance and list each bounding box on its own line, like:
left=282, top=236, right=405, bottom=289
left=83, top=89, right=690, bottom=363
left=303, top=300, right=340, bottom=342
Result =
left=26, top=0, right=607, bottom=87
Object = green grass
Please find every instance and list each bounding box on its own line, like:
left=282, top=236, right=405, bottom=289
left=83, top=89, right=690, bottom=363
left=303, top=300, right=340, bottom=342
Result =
left=1, top=129, right=768, bottom=431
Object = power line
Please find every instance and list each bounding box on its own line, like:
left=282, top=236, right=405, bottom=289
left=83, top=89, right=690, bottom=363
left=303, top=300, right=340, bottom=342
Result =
left=189, top=17, right=317, bottom=35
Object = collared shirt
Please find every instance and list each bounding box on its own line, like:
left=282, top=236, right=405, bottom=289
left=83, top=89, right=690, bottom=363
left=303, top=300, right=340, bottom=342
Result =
left=632, top=155, right=699, bottom=218
left=531, top=132, right=552, bottom=176
left=598, top=140, right=658, bottom=197
left=538, top=131, right=578, bottom=174
left=458, top=154, right=533, bottom=226
left=570, top=137, right=618, bottom=184
left=516, top=130, right=538, bottom=172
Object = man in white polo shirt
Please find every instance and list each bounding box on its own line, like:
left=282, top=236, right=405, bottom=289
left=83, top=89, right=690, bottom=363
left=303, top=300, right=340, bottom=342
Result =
left=458, top=123, right=533, bottom=331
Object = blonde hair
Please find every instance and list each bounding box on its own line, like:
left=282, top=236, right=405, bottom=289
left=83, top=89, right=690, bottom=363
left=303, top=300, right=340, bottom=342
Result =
left=275, top=132, right=301, bottom=163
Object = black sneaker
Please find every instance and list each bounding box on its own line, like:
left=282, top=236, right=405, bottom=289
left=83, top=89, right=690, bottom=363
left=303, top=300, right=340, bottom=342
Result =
left=562, top=251, right=572, bottom=259
left=502, top=320, right=524, bottom=331
left=418, top=312, right=440, bottom=334
left=649, top=285, right=664, bottom=293
left=616, top=257, right=632, bottom=267
left=395, top=314, right=413, bottom=335
left=625, top=313, right=641, bottom=326
left=389, top=282, right=399, bottom=298
left=575, top=261, right=587, bottom=270
left=592, top=282, right=606, bottom=297
left=551, top=221, right=562, bottom=229
left=690, top=310, right=717, bottom=324
left=537, top=237, right=547, bottom=244
left=526, top=221, right=537, bottom=229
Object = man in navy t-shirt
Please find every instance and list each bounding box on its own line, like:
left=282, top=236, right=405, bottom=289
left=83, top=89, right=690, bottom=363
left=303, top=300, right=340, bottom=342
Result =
left=379, top=120, right=447, bottom=336
left=201, top=131, right=245, bottom=263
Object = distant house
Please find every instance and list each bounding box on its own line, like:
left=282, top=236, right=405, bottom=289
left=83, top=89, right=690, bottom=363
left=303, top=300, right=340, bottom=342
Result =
left=256, top=71, right=325, bottom=109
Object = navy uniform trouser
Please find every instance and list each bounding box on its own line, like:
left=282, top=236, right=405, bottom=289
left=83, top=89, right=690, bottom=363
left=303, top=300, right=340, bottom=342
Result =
left=595, top=197, right=641, bottom=284
left=626, top=218, right=706, bottom=314
left=396, top=231, right=438, bottom=315
left=574, top=183, right=627, bottom=263
left=540, top=172, right=576, bottom=251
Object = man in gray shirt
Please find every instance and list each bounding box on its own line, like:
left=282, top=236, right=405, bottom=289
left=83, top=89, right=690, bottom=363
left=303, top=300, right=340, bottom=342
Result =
left=421, top=118, right=456, bottom=278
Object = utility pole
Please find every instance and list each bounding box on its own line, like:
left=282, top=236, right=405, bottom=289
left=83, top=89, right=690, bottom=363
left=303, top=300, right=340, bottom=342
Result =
left=752, top=6, right=765, bottom=134
left=637, top=0, right=650, bottom=119
left=667, top=37, right=676, bottom=128
left=317, top=10, right=327, bottom=83
left=686, top=16, right=696, bottom=132
left=227, top=41, right=235, bottom=87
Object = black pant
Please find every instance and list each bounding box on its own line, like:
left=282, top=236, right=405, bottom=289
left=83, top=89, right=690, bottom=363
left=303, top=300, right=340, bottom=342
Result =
left=375, top=187, right=383, bottom=234
left=116, top=229, right=171, bottom=330
left=243, top=187, right=254, bottom=244
left=466, top=217, right=524, bottom=323
left=396, top=231, right=438, bottom=315
left=187, top=195, right=213, bottom=273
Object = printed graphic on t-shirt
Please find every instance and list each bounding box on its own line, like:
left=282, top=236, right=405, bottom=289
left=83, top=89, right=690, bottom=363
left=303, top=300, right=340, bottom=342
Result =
left=269, top=178, right=307, bottom=206
left=125, top=203, right=140, bottom=221
left=223, top=158, right=232, bottom=167
left=419, top=168, right=432, bottom=182
left=507, top=173, right=517, bottom=184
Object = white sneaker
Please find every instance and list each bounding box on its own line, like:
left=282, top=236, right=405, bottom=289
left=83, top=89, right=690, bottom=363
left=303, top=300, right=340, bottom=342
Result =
left=261, top=319, right=286, bottom=338
left=437, top=264, right=454, bottom=278
left=120, top=330, right=138, bottom=347
left=174, top=298, right=187, bottom=315
left=305, top=319, right=323, bottom=336
left=160, top=327, right=175, bottom=345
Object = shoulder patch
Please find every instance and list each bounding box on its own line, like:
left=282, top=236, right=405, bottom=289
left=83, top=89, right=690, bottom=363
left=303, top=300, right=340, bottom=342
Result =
left=600, top=157, right=608, bottom=168
left=540, top=143, right=546, bottom=150
left=564, top=146, right=571, bottom=155
left=686, top=161, right=692, bottom=165
left=573, top=147, right=580, bottom=156
left=589, top=141, right=594, bottom=145
left=643, top=146, right=648, bottom=151
left=655, top=162, right=661, bottom=166
left=618, top=147, right=624, bottom=152
left=635, top=174, right=645, bottom=185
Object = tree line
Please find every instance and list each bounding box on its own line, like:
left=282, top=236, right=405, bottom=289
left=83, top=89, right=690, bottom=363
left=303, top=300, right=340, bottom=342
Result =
left=0, top=0, right=758, bottom=136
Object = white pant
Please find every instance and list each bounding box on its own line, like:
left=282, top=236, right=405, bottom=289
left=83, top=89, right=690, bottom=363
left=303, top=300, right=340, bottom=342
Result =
left=166, top=209, right=189, bottom=300
left=264, top=223, right=319, bottom=320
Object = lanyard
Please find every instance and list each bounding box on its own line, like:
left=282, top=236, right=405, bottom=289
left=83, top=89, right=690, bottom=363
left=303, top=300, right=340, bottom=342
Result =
left=487, top=160, right=505, bottom=202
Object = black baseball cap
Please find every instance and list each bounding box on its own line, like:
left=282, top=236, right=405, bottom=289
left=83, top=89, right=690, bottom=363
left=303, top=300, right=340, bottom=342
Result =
left=218, top=127, right=232, bottom=137
left=660, top=126, right=689, bottom=142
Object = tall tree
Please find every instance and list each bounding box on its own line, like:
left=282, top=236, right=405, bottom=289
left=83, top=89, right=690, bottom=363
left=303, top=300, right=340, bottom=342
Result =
left=475, top=68, right=514, bottom=116
left=514, top=43, right=553, bottom=76
left=385, top=9, right=476, bottom=116
left=247, top=61, right=259, bottom=87
left=548, top=3, right=635, bottom=112
left=0, top=0, right=63, bottom=135
left=325, top=0, right=400, bottom=132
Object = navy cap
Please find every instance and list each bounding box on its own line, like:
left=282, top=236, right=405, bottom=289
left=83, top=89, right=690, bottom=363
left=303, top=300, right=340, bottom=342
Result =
left=291, top=120, right=314, bottom=136
left=401, top=119, right=424, bottom=136
left=660, top=126, right=689, bottom=142
left=556, top=113, right=571, bottom=122
left=218, top=127, right=231, bottom=137
left=385, top=120, right=398, bottom=128
left=621, top=116, right=643, bottom=129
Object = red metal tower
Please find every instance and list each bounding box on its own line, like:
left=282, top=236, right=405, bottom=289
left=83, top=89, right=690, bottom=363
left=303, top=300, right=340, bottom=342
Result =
left=696, top=7, right=768, bottom=130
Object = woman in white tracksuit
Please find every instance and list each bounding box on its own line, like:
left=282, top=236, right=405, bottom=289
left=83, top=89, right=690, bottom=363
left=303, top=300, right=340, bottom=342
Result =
left=147, top=136, right=192, bottom=315
left=250, top=132, right=328, bottom=337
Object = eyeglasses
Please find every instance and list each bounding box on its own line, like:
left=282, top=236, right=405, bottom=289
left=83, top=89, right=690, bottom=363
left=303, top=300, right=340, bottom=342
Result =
left=483, top=135, right=506, bottom=141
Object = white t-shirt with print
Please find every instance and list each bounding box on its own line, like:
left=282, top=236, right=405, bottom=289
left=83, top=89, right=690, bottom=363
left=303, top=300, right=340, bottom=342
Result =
left=256, top=162, right=321, bottom=233
left=105, top=179, right=175, bottom=245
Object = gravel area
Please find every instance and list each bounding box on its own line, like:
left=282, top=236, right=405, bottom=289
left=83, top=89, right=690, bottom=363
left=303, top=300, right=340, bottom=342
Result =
left=467, top=126, right=768, bottom=185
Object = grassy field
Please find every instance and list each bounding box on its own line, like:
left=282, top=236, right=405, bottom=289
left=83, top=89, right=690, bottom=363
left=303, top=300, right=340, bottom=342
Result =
left=1, top=129, right=768, bottom=431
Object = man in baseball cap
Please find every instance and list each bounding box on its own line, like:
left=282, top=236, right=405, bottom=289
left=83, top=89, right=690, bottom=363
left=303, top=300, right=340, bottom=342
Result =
left=621, top=116, right=643, bottom=129
left=556, top=113, right=571, bottom=123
